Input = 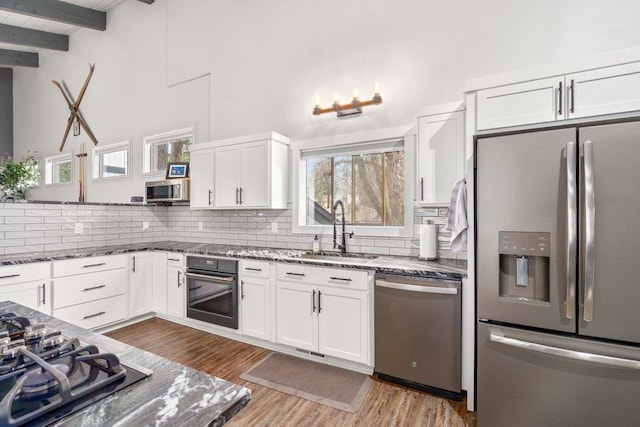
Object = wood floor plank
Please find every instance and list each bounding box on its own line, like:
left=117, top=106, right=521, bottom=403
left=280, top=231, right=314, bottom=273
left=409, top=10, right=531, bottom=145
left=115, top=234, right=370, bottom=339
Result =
left=106, top=318, right=477, bottom=426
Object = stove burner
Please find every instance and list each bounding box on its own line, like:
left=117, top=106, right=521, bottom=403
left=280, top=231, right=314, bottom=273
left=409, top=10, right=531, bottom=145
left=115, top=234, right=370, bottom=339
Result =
left=0, top=340, right=25, bottom=359
left=20, top=364, right=70, bottom=400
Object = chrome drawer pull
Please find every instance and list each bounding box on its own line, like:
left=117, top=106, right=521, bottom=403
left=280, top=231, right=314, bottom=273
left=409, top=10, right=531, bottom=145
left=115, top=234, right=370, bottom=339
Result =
left=168, top=258, right=180, bottom=262
left=245, top=267, right=263, bottom=272
left=0, top=274, right=20, bottom=279
left=329, top=277, right=352, bottom=282
left=83, top=262, right=106, bottom=268
left=82, top=285, right=106, bottom=292
left=286, top=272, right=305, bottom=277
left=83, top=311, right=106, bottom=320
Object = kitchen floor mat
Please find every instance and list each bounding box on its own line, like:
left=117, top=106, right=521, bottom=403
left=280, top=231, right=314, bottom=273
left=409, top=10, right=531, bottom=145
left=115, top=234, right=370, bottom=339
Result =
left=240, top=352, right=372, bottom=413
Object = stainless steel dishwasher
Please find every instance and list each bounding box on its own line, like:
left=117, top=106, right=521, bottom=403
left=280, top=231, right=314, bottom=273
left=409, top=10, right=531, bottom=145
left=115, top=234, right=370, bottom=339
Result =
left=374, top=274, right=462, bottom=400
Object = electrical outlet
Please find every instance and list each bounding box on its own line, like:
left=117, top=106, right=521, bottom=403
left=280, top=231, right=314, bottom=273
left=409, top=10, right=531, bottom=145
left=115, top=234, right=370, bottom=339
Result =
left=271, top=222, right=278, bottom=233
left=74, top=223, right=83, bottom=234
left=142, top=221, right=149, bottom=231
left=198, top=222, right=204, bottom=231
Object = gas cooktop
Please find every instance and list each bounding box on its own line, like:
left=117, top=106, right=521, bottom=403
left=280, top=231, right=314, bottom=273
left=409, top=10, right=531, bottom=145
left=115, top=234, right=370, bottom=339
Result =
left=0, top=312, right=151, bottom=426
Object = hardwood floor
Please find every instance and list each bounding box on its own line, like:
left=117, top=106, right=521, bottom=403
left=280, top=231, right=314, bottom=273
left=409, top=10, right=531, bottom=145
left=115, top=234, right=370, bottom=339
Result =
left=106, top=318, right=477, bottom=426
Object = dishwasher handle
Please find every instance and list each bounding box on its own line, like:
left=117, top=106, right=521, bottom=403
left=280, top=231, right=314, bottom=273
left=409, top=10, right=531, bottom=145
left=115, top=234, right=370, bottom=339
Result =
left=375, top=279, right=458, bottom=295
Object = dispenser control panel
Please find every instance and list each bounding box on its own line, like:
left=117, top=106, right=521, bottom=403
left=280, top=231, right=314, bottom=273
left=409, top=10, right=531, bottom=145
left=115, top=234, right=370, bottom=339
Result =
left=499, top=231, right=551, bottom=257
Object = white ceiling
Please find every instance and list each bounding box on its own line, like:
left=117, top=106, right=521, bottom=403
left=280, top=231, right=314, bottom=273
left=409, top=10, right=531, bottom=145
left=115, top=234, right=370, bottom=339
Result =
left=0, top=0, right=125, bottom=53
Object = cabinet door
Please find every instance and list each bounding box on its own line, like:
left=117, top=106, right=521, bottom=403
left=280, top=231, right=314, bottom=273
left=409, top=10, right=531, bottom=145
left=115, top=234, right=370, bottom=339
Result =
left=276, top=282, right=316, bottom=351
left=239, top=141, right=269, bottom=207
left=477, top=76, right=563, bottom=130
left=189, top=149, right=215, bottom=208
left=214, top=145, right=240, bottom=208
left=241, top=277, right=270, bottom=340
left=317, top=286, right=369, bottom=364
left=0, top=281, right=50, bottom=314
left=417, top=110, right=465, bottom=204
left=152, top=252, right=168, bottom=314
left=130, top=253, right=153, bottom=318
left=567, top=62, right=640, bottom=119
left=166, top=264, right=185, bottom=318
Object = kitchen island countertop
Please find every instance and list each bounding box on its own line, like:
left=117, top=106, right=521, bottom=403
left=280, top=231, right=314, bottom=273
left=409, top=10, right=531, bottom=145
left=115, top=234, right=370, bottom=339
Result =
left=0, top=240, right=466, bottom=280
left=0, top=301, right=250, bottom=426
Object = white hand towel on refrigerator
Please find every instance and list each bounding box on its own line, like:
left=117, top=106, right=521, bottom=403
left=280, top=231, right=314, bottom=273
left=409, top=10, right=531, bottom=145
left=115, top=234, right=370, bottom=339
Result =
left=445, top=178, right=467, bottom=253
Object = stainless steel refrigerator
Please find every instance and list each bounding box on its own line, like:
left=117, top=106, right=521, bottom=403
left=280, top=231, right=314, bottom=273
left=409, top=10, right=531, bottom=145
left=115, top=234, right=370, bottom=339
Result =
left=476, top=120, right=640, bottom=426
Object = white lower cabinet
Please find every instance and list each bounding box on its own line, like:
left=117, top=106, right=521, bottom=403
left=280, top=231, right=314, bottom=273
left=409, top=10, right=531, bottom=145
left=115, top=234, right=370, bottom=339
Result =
left=166, top=254, right=185, bottom=319
left=240, top=260, right=272, bottom=341
left=152, top=252, right=168, bottom=314
left=275, top=263, right=371, bottom=365
left=130, top=252, right=153, bottom=318
left=52, top=254, right=128, bottom=329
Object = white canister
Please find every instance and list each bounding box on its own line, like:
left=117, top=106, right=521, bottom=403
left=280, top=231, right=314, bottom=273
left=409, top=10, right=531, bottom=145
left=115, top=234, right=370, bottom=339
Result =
left=419, top=223, right=437, bottom=260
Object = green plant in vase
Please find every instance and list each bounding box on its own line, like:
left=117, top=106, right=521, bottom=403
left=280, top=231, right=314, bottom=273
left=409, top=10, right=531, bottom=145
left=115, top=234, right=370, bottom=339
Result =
left=0, top=152, right=40, bottom=200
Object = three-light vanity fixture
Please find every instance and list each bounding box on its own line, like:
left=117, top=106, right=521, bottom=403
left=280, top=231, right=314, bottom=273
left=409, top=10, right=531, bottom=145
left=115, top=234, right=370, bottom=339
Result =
left=313, top=82, right=383, bottom=118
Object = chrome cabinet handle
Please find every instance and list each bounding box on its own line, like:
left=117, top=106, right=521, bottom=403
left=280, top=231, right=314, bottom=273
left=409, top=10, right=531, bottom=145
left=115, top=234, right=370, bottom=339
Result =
left=239, top=187, right=243, bottom=204
left=177, top=270, right=182, bottom=287
left=329, top=276, right=352, bottom=282
left=420, top=177, right=424, bottom=201
left=83, top=311, right=106, bottom=320
left=490, top=332, right=640, bottom=370
left=83, top=262, right=106, bottom=268
left=565, top=141, right=577, bottom=320
left=208, top=189, right=213, bottom=206
left=569, top=79, right=575, bottom=114
left=40, top=284, right=46, bottom=305
left=286, top=272, right=305, bottom=277
left=317, top=290, right=322, bottom=313
left=132, top=256, right=136, bottom=273
left=0, top=274, right=20, bottom=279
left=583, top=140, right=595, bottom=322
left=312, top=290, right=316, bottom=313
left=557, top=80, right=563, bottom=115
left=235, top=188, right=239, bottom=204
left=82, top=285, right=106, bottom=292
left=241, top=280, right=245, bottom=299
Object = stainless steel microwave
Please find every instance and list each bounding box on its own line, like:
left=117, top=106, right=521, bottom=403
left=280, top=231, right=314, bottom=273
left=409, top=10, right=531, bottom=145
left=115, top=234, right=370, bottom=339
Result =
left=145, top=178, right=190, bottom=203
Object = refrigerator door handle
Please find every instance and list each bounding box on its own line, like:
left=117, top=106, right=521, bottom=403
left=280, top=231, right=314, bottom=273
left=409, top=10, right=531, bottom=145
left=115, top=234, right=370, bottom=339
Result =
left=583, top=140, right=596, bottom=322
left=490, top=332, right=640, bottom=370
left=565, top=141, right=577, bottom=319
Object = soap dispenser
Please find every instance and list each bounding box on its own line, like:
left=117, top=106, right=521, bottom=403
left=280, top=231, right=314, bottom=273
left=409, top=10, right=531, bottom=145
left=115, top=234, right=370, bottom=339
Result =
left=312, top=235, right=320, bottom=254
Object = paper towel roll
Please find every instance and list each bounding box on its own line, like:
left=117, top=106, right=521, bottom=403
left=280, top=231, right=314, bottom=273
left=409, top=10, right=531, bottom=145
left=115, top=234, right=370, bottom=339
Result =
left=419, top=224, right=437, bottom=260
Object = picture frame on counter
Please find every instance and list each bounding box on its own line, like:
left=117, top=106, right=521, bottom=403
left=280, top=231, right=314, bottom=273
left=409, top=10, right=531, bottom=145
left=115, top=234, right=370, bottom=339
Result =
left=166, top=162, right=189, bottom=179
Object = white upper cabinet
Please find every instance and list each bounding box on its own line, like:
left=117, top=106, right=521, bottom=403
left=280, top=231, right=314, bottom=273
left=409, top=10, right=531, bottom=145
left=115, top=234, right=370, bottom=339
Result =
left=567, top=62, right=640, bottom=119
left=476, top=77, right=562, bottom=130
left=190, top=132, right=289, bottom=210
left=475, top=61, right=640, bottom=131
left=417, top=105, right=465, bottom=204
left=189, top=148, right=214, bottom=208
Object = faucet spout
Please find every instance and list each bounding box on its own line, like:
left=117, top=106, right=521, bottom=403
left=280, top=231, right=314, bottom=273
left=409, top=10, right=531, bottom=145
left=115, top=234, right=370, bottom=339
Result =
left=332, top=199, right=352, bottom=254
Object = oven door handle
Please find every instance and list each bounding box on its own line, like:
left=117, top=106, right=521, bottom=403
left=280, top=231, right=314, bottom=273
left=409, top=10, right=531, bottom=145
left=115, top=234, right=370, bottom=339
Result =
left=185, top=272, right=235, bottom=283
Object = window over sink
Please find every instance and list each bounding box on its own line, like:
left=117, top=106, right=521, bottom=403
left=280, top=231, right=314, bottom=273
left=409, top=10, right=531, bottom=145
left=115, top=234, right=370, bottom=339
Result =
left=292, top=127, right=415, bottom=237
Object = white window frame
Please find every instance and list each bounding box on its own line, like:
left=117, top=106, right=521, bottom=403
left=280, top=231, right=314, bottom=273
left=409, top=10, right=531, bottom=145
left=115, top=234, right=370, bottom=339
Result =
left=291, top=126, right=415, bottom=238
left=92, top=139, right=131, bottom=181
left=44, top=153, right=73, bottom=185
left=142, top=125, right=196, bottom=176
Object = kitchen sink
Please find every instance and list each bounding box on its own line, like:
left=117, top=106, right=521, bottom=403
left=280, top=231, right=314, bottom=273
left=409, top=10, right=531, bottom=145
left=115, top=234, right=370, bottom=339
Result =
left=301, top=252, right=377, bottom=263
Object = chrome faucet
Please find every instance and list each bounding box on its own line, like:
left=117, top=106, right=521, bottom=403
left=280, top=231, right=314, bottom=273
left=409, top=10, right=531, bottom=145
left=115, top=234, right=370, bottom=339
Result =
left=332, top=199, right=353, bottom=254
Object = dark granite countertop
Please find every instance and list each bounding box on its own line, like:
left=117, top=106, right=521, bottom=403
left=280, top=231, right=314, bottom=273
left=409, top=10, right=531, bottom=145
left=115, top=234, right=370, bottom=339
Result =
left=0, top=301, right=250, bottom=426
left=0, top=241, right=467, bottom=280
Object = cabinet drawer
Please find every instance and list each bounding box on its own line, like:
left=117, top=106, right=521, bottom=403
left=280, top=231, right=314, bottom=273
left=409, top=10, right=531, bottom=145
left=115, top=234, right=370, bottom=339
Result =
left=53, top=268, right=127, bottom=309
left=277, top=263, right=369, bottom=290
left=53, top=254, right=128, bottom=278
left=54, top=295, right=127, bottom=330
left=166, top=253, right=184, bottom=267
left=241, top=260, right=271, bottom=279
left=0, top=262, right=50, bottom=284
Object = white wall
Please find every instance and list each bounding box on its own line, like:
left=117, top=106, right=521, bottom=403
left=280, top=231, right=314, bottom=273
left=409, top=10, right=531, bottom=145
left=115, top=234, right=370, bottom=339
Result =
left=12, top=0, right=640, bottom=202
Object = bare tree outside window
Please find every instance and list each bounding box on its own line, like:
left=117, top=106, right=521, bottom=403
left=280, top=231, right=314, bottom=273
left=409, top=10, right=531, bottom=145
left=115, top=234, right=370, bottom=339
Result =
left=305, top=149, right=404, bottom=226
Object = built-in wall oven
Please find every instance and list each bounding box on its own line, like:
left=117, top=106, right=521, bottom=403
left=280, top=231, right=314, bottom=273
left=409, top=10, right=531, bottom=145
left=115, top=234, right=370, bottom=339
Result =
left=185, top=256, right=238, bottom=329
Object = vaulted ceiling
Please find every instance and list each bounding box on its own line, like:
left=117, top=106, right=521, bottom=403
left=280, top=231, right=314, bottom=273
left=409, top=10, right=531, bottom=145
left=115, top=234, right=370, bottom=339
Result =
left=0, top=0, right=153, bottom=68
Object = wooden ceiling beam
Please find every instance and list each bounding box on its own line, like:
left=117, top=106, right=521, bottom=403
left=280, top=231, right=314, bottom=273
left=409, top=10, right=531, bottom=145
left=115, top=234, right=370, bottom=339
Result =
left=0, top=0, right=106, bottom=31
left=0, top=23, right=68, bottom=51
left=0, top=48, right=38, bottom=68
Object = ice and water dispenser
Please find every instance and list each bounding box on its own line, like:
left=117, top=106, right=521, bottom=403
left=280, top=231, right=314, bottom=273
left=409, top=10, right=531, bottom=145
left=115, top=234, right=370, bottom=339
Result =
left=498, top=231, right=550, bottom=302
